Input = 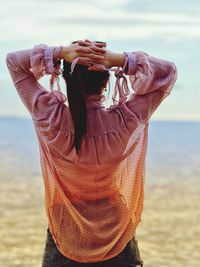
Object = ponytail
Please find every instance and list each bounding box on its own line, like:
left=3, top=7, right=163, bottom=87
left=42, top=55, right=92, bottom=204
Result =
left=62, top=60, right=110, bottom=154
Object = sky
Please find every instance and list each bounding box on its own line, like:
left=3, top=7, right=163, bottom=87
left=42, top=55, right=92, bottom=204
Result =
left=0, top=0, right=200, bottom=121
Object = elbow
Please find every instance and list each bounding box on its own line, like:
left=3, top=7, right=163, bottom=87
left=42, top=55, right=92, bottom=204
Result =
left=6, top=52, right=13, bottom=64
left=171, top=62, right=177, bottom=80
left=6, top=52, right=13, bottom=68
left=170, top=62, right=178, bottom=85
left=6, top=52, right=15, bottom=67
left=6, top=52, right=16, bottom=71
left=164, top=62, right=178, bottom=95
left=167, top=59, right=177, bottom=79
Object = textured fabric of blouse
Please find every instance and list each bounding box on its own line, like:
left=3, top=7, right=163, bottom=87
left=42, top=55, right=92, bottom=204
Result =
left=6, top=44, right=177, bottom=263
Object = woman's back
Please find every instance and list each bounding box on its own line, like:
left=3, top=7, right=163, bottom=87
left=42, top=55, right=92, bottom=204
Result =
left=6, top=40, right=177, bottom=264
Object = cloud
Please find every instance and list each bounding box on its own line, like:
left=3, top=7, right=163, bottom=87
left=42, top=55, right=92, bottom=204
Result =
left=125, top=0, right=200, bottom=14
left=1, top=0, right=200, bottom=44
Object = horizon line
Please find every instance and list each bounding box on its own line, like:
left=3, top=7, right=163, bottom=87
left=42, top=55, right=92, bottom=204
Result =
left=0, top=115, right=200, bottom=123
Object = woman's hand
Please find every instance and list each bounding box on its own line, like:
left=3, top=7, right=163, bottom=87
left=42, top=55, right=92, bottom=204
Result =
left=60, top=39, right=106, bottom=66
left=87, top=46, right=125, bottom=70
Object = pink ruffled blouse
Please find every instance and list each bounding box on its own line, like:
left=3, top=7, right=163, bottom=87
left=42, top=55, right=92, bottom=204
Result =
left=6, top=44, right=177, bottom=263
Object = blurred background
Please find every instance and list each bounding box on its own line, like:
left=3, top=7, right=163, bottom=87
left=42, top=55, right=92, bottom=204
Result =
left=0, top=0, right=199, bottom=266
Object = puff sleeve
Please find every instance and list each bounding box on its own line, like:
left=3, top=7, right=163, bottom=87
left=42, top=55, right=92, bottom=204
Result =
left=123, top=51, right=178, bottom=124
left=6, top=44, right=66, bottom=120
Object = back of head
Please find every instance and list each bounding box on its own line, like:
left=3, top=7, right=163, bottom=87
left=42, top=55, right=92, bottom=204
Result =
left=62, top=55, right=110, bottom=155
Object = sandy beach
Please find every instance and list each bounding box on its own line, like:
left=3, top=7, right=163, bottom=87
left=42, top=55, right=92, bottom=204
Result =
left=0, top=173, right=199, bottom=267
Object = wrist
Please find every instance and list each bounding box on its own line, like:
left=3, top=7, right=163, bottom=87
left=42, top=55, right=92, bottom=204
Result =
left=60, top=46, right=70, bottom=61
left=112, top=52, right=125, bottom=68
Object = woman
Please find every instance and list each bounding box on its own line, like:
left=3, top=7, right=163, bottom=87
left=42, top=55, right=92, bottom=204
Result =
left=6, top=39, right=177, bottom=267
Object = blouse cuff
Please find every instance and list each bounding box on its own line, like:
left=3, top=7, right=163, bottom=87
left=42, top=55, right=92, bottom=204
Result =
left=53, top=46, right=63, bottom=61
left=123, top=52, right=137, bottom=75
left=44, top=46, right=56, bottom=74
left=30, top=44, right=60, bottom=80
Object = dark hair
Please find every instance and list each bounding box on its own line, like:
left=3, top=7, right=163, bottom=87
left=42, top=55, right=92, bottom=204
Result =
left=62, top=60, right=110, bottom=154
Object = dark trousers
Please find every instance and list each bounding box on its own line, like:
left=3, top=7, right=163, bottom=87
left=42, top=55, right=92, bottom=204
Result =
left=41, top=227, right=144, bottom=267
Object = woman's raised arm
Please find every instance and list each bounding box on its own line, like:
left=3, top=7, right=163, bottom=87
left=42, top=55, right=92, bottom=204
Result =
left=123, top=51, right=177, bottom=124
left=6, top=42, right=105, bottom=118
